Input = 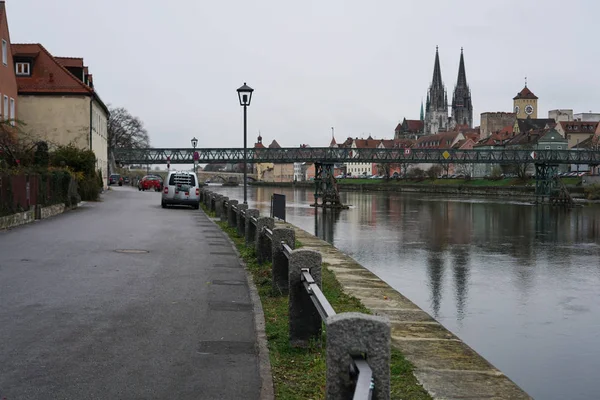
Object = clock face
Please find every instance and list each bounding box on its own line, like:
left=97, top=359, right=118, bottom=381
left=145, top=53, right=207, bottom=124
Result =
left=514, top=105, right=520, bottom=114
left=525, top=105, right=534, bottom=115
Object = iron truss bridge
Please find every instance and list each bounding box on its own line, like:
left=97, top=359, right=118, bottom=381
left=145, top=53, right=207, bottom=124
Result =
left=114, top=147, right=600, bottom=165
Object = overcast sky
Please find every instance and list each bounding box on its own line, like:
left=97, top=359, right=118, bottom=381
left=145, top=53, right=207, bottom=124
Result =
left=7, top=0, right=599, bottom=148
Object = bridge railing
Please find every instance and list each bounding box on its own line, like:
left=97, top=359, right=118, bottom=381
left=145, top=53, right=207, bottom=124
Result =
left=199, top=188, right=391, bottom=400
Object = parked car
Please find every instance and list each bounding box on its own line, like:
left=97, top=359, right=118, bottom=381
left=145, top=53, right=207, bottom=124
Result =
left=108, top=174, right=120, bottom=185
left=162, top=171, right=200, bottom=209
left=123, top=176, right=130, bottom=184
left=138, top=175, right=162, bottom=191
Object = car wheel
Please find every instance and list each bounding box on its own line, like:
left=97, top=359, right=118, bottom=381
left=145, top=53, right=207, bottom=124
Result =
left=161, top=201, right=167, bottom=208
left=193, top=203, right=200, bottom=210
left=138, top=187, right=141, bottom=191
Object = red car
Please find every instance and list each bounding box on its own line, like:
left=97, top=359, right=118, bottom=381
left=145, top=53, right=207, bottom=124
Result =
left=138, top=175, right=163, bottom=191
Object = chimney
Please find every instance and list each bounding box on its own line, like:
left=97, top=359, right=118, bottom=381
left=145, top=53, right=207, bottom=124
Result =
left=49, top=72, right=54, bottom=82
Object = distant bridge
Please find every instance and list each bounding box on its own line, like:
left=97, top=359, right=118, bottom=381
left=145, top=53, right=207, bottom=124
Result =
left=114, top=147, right=600, bottom=165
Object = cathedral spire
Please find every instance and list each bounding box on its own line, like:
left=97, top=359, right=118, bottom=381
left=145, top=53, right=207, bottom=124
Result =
left=432, top=45, right=443, bottom=90
left=420, top=100, right=424, bottom=121
left=456, top=47, right=467, bottom=88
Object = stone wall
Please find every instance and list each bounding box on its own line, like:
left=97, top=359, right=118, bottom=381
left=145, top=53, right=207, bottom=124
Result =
left=480, top=112, right=516, bottom=138
left=0, top=203, right=74, bottom=230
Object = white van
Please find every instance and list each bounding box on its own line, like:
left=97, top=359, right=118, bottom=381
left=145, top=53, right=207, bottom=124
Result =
left=161, top=171, right=200, bottom=209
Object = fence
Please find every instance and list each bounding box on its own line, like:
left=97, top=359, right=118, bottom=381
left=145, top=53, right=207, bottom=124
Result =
left=200, top=188, right=391, bottom=400
left=0, top=172, right=72, bottom=217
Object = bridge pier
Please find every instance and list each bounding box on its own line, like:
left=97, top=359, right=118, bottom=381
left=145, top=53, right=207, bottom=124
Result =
left=535, top=163, right=559, bottom=204
left=311, top=162, right=348, bottom=209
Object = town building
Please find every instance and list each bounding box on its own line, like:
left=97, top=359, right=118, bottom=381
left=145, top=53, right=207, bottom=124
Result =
left=555, top=121, right=599, bottom=148
left=11, top=43, right=109, bottom=184
left=513, top=85, right=538, bottom=119
left=0, top=1, right=18, bottom=125
left=394, top=118, right=424, bottom=139
left=548, top=109, right=573, bottom=122
left=480, top=112, right=517, bottom=138
left=573, top=112, right=600, bottom=122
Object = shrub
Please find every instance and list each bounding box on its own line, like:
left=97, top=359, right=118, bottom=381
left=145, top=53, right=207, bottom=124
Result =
left=427, top=165, right=442, bottom=180
left=585, top=184, right=600, bottom=200
left=490, top=166, right=503, bottom=181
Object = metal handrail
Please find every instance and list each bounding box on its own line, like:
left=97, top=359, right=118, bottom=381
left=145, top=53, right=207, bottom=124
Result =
left=251, top=216, right=258, bottom=225
left=264, top=227, right=273, bottom=240
left=282, top=242, right=293, bottom=259
left=300, top=268, right=336, bottom=320
left=350, top=358, right=374, bottom=400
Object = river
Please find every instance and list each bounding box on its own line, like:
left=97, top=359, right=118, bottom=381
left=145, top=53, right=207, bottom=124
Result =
left=209, top=184, right=600, bottom=400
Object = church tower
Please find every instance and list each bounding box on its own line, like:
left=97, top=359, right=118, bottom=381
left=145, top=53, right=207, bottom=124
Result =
left=513, top=80, right=538, bottom=119
left=425, top=46, right=449, bottom=134
left=451, top=48, right=473, bottom=128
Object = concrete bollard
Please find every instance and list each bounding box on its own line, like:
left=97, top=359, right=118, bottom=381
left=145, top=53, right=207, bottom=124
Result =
left=210, top=193, right=217, bottom=213
left=271, top=227, right=295, bottom=294
left=236, top=204, right=248, bottom=237
left=220, top=197, right=229, bottom=222
left=213, top=194, right=223, bottom=218
left=227, top=200, right=238, bottom=228
left=255, top=217, right=274, bottom=264
left=244, top=209, right=260, bottom=246
left=326, top=313, right=391, bottom=400
left=289, top=249, right=322, bottom=347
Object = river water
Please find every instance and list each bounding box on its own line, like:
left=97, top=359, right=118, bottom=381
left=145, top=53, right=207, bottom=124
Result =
left=209, top=184, right=600, bottom=400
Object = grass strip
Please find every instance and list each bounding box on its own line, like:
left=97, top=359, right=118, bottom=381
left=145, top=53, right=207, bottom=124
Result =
left=203, top=205, right=431, bottom=399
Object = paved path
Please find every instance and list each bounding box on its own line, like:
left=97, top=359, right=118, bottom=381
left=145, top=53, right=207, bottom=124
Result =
left=0, top=187, right=265, bottom=399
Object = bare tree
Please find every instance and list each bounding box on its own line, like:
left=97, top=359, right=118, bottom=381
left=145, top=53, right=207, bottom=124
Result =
left=108, top=107, right=150, bottom=172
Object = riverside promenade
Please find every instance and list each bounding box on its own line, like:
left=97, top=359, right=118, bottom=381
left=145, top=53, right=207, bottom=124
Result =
left=0, top=187, right=270, bottom=400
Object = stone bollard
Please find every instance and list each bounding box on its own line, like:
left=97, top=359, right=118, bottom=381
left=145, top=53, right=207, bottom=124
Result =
left=227, top=200, right=238, bottom=228
left=326, top=313, right=391, bottom=400
left=220, top=197, right=229, bottom=222
left=289, top=249, right=322, bottom=347
left=255, top=217, right=274, bottom=264
left=213, top=194, right=223, bottom=218
left=206, top=191, right=213, bottom=208
left=244, top=209, right=260, bottom=246
left=236, top=204, right=248, bottom=237
left=271, top=227, right=295, bottom=294
left=210, top=193, right=217, bottom=213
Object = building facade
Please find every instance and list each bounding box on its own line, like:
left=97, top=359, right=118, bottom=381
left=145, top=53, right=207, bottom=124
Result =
left=480, top=112, right=516, bottom=138
left=12, top=43, right=109, bottom=185
left=0, top=1, right=18, bottom=125
left=513, top=85, right=538, bottom=119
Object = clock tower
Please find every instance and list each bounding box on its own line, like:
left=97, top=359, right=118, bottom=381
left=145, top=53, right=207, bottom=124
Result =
left=513, top=83, right=538, bottom=119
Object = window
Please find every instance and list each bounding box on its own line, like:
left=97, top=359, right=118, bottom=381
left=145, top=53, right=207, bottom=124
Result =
left=15, top=62, right=30, bottom=75
left=10, top=97, right=16, bottom=126
left=545, top=146, right=551, bottom=150
left=9, top=98, right=14, bottom=126
left=557, top=146, right=563, bottom=150
left=2, top=40, right=6, bottom=65
left=3, top=96, right=8, bottom=121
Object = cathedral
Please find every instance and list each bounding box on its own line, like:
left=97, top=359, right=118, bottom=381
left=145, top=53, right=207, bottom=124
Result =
left=424, top=47, right=473, bottom=134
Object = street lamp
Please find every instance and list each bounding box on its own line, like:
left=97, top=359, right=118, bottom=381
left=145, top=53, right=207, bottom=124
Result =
left=191, top=137, right=198, bottom=174
left=237, top=82, right=254, bottom=205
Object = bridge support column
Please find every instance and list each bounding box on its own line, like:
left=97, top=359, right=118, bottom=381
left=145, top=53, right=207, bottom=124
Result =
left=311, top=162, right=348, bottom=209
left=535, top=163, right=559, bottom=203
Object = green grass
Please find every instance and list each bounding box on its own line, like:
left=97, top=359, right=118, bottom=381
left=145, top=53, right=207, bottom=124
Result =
left=203, top=204, right=430, bottom=399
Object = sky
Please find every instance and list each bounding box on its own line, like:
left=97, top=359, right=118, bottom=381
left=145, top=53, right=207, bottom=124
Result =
left=6, top=0, right=600, bottom=149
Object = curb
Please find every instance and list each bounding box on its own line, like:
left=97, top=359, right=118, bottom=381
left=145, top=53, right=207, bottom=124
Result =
left=203, top=212, right=275, bottom=400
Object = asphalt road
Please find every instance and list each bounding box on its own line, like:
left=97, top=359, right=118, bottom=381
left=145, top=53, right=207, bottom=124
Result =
left=0, top=186, right=262, bottom=399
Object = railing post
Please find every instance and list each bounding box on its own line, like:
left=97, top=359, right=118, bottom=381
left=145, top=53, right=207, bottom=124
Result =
left=220, top=197, right=229, bottom=222
left=213, top=194, right=223, bottom=217
left=271, top=227, right=295, bottom=294
left=288, top=249, right=322, bottom=347
left=228, top=200, right=238, bottom=228
left=326, top=313, right=391, bottom=400
left=210, top=193, right=217, bottom=213
left=255, top=217, right=274, bottom=264
left=245, top=209, right=259, bottom=245
left=236, top=204, right=248, bottom=237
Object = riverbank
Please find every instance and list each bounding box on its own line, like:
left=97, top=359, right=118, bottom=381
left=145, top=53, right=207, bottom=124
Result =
left=200, top=191, right=531, bottom=399
left=251, top=177, right=588, bottom=201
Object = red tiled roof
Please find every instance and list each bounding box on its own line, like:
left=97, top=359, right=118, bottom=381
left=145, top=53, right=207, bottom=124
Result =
left=12, top=43, right=93, bottom=95
left=474, top=126, right=514, bottom=147
left=559, top=121, right=598, bottom=134
left=329, top=136, right=337, bottom=146
left=405, top=119, right=424, bottom=132
left=55, top=57, right=84, bottom=68
left=394, top=123, right=402, bottom=132
left=513, top=86, right=538, bottom=100
left=414, top=131, right=461, bottom=149
left=254, top=142, right=265, bottom=149
left=353, top=138, right=381, bottom=149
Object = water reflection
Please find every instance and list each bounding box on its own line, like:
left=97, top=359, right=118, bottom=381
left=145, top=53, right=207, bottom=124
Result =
left=210, top=185, right=600, bottom=400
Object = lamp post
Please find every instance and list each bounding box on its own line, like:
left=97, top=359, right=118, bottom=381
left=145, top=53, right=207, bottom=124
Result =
left=237, top=82, right=254, bottom=205
left=191, top=136, right=198, bottom=174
